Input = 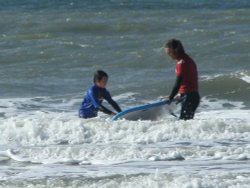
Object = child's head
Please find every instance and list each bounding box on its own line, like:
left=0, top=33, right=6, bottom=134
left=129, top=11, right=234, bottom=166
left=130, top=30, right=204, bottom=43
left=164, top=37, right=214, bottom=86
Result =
left=93, top=70, right=109, bottom=88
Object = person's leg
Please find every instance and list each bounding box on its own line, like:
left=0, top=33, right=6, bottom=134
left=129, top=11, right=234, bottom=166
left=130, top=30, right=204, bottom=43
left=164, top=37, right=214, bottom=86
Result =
left=180, top=99, right=192, bottom=120
left=180, top=92, right=200, bottom=120
left=180, top=94, right=190, bottom=120
left=79, top=107, right=97, bottom=119
left=191, top=92, right=200, bottom=118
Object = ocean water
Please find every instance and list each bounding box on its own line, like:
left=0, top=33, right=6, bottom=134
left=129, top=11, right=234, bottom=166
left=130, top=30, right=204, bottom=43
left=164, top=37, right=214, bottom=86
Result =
left=1, top=0, right=250, bottom=187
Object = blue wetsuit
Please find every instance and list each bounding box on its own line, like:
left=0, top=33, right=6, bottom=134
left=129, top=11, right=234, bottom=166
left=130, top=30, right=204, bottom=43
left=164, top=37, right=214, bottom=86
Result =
left=79, top=85, right=121, bottom=118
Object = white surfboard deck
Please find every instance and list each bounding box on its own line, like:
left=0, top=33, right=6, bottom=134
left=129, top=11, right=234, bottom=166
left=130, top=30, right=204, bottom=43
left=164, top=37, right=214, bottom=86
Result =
left=112, top=100, right=175, bottom=121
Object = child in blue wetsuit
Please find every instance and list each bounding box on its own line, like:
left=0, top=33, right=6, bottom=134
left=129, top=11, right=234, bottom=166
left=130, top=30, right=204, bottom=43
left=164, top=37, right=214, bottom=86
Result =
left=79, top=70, right=122, bottom=118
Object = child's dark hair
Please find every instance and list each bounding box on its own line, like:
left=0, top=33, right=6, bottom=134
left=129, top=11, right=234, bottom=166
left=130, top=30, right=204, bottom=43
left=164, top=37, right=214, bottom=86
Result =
left=93, top=70, right=108, bottom=83
left=165, top=39, right=185, bottom=57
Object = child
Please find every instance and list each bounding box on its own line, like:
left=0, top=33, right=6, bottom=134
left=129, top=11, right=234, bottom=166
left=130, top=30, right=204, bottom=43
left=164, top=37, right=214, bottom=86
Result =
left=79, top=70, right=122, bottom=118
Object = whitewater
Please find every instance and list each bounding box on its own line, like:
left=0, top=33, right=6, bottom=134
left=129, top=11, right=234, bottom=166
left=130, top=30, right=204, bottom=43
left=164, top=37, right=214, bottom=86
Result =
left=0, top=94, right=249, bottom=187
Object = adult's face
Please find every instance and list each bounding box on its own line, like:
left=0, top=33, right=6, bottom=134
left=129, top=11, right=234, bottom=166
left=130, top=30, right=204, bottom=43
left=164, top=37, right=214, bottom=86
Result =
left=165, top=47, right=176, bottom=60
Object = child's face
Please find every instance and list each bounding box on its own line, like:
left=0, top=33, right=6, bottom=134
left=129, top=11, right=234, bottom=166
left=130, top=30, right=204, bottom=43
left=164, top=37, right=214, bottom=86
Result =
left=96, top=77, right=108, bottom=88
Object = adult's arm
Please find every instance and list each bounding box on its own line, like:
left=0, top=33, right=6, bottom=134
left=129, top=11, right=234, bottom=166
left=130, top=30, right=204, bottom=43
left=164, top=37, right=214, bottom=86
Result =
left=169, top=75, right=183, bottom=101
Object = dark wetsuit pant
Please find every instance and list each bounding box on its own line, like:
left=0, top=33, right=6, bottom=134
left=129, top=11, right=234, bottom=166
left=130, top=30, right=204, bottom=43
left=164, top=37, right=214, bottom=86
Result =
left=180, top=91, right=200, bottom=120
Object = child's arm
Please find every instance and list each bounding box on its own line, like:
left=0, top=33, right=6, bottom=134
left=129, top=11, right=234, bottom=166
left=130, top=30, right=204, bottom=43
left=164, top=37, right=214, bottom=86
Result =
left=89, top=87, right=117, bottom=116
left=108, top=100, right=121, bottom=113
left=98, top=105, right=114, bottom=115
left=104, top=90, right=122, bottom=113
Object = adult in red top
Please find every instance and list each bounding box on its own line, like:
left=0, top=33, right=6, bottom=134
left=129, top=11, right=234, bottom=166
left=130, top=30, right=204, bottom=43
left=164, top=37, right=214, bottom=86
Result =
left=175, top=55, right=198, bottom=94
left=165, top=39, right=200, bottom=120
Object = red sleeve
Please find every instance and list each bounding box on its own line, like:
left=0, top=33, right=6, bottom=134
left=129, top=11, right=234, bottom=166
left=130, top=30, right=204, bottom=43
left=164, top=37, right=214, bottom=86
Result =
left=175, top=63, right=182, bottom=77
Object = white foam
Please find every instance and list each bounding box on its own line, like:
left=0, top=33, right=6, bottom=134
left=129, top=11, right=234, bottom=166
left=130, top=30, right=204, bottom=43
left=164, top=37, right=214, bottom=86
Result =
left=200, top=74, right=225, bottom=81
left=148, top=151, right=185, bottom=161
left=0, top=108, right=250, bottom=165
left=199, top=96, right=245, bottom=111
left=239, top=72, right=250, bottom=84
left=1, top=166, right=250, bottom=188
left=1, top=96, right=250, bottom=188
left=201, top=71, right=250, bottom=86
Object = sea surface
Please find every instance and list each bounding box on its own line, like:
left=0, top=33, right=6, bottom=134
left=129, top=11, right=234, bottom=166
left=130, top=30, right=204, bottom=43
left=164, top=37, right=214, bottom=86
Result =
left=1, top=0, right=250, bottom=187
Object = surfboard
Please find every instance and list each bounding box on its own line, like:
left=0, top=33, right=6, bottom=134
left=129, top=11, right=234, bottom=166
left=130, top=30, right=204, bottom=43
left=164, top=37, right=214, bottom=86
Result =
left=112, top=100, right=175, bottom=121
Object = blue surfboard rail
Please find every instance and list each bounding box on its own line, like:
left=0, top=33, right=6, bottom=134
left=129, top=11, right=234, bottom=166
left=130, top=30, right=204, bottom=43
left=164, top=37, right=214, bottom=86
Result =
left=112, top=100, right=169, bottom=121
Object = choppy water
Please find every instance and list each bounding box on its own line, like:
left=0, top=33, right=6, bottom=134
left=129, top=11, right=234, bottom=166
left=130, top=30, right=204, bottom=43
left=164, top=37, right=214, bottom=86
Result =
left=1, top=1, right=250, bottom=187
